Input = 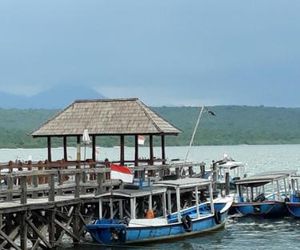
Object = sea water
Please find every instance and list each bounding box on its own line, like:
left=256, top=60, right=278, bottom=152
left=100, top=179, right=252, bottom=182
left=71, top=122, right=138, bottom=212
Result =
left=1, top=144, right=300, bottom=249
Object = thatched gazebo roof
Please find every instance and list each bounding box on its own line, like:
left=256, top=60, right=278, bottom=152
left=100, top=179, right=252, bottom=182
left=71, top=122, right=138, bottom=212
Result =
left=32, top=98, right=180, bottom=137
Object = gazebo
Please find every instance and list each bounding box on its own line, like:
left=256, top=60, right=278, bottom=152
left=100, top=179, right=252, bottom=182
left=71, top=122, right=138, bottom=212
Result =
left=31, top=98, right=181, bottom=166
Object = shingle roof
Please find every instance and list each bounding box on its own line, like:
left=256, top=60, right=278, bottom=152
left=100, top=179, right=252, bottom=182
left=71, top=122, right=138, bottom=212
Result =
left=32, top=98, right=181, bottom=137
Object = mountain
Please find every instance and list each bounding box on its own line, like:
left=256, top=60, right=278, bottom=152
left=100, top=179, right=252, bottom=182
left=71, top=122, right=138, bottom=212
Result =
left=0, top=86, right=105, bottom=109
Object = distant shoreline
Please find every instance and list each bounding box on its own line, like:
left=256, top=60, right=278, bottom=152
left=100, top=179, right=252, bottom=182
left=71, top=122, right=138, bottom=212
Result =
left=1, top=106, right=300, bottom=148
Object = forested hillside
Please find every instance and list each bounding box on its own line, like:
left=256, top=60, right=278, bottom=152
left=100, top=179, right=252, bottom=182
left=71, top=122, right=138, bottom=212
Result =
left=1, top=106, right=300, bottom=148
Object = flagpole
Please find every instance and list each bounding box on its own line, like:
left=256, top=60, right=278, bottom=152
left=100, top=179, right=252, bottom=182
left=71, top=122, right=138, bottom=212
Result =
left=184, top=106, right=205, bottom=163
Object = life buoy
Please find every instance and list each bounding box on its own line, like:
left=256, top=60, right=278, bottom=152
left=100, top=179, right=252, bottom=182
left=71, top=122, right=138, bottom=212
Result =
left=111, top=228, right=126, bottom=243
left=181, top=215, right=192, bottom=232
left=214, top=211, right=221, bottom=224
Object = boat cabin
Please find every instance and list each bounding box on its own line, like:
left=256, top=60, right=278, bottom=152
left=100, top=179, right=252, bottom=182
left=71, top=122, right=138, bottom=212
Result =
left=153, top=178, right=214, bottom=222
left=97, top=178, right=215, bottom=225
left=234, top=171, right=296, bottom=203
left=217, top=161, right=245, bottom=184
left=97, top=187, right=167, bottom=221
left=289, top=175, right=300, bottom=202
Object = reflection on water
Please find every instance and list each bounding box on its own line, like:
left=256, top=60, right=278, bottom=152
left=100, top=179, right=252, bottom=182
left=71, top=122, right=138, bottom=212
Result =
left=59, top=216, right=300, bottom=250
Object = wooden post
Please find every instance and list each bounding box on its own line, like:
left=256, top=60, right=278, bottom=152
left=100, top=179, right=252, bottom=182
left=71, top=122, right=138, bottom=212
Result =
left=32, top=175, right=38, bottom=198
left=48, top=208, right=56, bottom=248
left=188, top=165, right=193, bottom=177
left=175, top=167, right=180, bottom=178
left=149, top=135, right=154, bottom=165
left=76, top=135, right=81, bottom=161
left=161, top=135, right=166, bottom=164
left=49, top=174, right=55, bottom=202
left=120, top=135, right=125, bottom=165
left=47, top=136, right=52, bottom=162
left=20, top=176, right=27, bottom=205
left=72, top=204, right=81, bottom=244
left=97, top=173, right=104, bottom=194
left=81, top=171, right=87, bottom=194
left=7, top=175, right=13, bottom=201
left=20, top=211, right=28, bottom=250
left=225, top=172, right=230, bottom=195
left=212, top=161, right=217, bottom=192
left=134, top=135, right=139, bottom=167
left=75, top=172, right=81, bottom=198
left=200, top=162, right=205, bottom=178
left=63, top=136, right=67, bottom=161
left=92, top=135, right=96, bottom=161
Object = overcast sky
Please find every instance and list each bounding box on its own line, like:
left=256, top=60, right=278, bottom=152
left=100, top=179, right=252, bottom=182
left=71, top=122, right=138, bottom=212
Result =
left=0, top=1, right=299, bottom=107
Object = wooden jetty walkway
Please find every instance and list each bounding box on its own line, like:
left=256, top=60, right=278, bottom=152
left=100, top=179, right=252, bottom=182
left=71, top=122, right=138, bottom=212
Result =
left=0, top=160, right=199, bottom=249
left=0, top=98, right=202, bottom=249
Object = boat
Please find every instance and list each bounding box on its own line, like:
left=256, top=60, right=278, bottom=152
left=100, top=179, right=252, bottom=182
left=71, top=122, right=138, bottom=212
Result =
left=285, top=175, right=300, bottom=217
left=197, top=155, right=246, bottom=189
left=215, top=157, right=246, bottom=189
left=86, top=178, right=233, bottom=245
left=231, top=171, right=296, bottom=217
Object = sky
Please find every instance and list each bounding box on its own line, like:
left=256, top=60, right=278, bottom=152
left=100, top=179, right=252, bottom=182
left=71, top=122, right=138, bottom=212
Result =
left=0, top=0, right=300, bottom=107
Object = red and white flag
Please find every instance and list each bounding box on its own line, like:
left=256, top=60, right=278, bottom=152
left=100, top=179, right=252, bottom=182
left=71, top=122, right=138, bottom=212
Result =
left=138, top=135, right=145, bottom=145
left=110, top=164, right=134, bottom=183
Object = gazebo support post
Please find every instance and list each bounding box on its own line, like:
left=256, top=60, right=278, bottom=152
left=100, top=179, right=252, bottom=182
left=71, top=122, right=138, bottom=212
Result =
left=63, top=136, right=67, bottom=161
left=76, top=135, right=81, bottom=161
left=120, top=135, right=125, bottom=165
left=134, top=135, right=139, bottom=166
left=149, top=135, right=154, bottom=165
left=47, top=136, right=52, bottom=162
left=161, top=134, right=166, bottom=164
left=92, top=135, right=96, bottom=161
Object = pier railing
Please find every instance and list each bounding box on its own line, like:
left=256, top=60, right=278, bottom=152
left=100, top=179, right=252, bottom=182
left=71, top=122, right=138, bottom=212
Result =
left=0, top=160, right=202, bottom=207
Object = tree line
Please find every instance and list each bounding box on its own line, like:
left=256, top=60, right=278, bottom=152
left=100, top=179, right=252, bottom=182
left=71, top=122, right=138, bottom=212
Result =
left=1, top=105, right=300, bottom=148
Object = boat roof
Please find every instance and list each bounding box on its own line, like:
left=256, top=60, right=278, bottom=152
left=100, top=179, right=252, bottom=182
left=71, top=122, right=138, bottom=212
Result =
left=96, top=186, right=167, bottom=198
left=235, top=171, right=296, bottom=186
left=217, top=161, right=244, bottom=170
left=153, top=177, right=211, bottom=189
left=256, top=170, right=297, bottom=176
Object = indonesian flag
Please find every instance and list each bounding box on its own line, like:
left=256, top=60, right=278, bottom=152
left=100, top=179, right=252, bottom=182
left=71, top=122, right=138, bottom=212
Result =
left=110, top=164, right=134, bottom=183
left=138, top=135, right=145, bottom=145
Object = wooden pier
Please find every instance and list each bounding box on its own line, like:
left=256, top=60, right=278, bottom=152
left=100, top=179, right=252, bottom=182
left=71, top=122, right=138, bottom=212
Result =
left=0, top=98, right=194, bottom=249
left=0, top=160, right=118, bottom=250
left=0, top=160, right=199, bottom=249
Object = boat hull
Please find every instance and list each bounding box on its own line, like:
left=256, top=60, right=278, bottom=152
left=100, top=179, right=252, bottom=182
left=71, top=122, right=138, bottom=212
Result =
left=232, top=201, right=286, bottom=217
left=87, top=212, right=227, bottom=245
left=286, top=202, right=300, bottom=217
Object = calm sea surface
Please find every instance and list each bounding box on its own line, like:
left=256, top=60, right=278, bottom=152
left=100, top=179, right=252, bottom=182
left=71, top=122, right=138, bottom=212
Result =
left=1, top=144, right=300, bottom=249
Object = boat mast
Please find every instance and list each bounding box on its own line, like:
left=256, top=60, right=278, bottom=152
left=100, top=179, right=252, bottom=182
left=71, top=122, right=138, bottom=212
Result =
left=184, top=106, right=205, bottom=163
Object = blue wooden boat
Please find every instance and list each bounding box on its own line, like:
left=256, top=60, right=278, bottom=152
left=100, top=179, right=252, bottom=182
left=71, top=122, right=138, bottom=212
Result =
left=232, top=171, right=295, bottom=218
left=86, top=178, right=233, bottom=245
left=286, top=175, right=300, bottom=217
